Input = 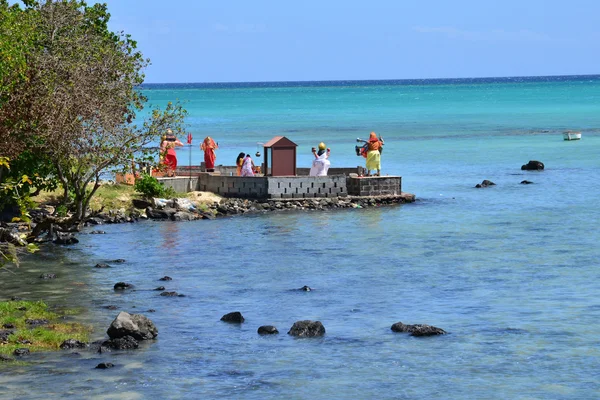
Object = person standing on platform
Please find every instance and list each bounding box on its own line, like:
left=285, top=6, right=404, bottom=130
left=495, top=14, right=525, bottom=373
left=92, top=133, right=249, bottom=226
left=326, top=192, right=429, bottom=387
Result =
left=365, top=132, right=384, bottom=176
left=309, top=142, right=331, bottom=176
left=160, top=129, right=183, bottom=176
left=201, top=136, right=219, bottom=172
left=236, top=152, right=246, bottom=176
left=240, top=154, right=255, bottom=177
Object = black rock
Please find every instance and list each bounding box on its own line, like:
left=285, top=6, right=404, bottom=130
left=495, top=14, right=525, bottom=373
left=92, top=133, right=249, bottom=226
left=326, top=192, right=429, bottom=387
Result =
left=25, top=318, right=49, bottom=326
left=100, top=335, right=139, bottom=351
left=17, top=306, right=26, bottom=311
left=40, top=273, right=57, bottom=280
left=113, top=282, right=134, bottom=290
left=10, top=296, right=22, bottom=301
left=132, top=198, right=153, bottom=209
left=60, top=339, right=88, bottom=349
left=520, top=180, right=533, bottom=184
left=299, top=285, right=312, bottom=291
left=154, top=286, right=165, bottom=291
left=89, top=230, right=106, bottom=234
left=391, top=322, right=447, bottom=336
left=95, top=263, right=111, bottom=268
left=221, top=311, right=245, bottom=323
left=0, top=329, right=14, bottom=342
left=95, top=362, right=115, bottom=369
left=288, top=320, right=325, bottom=337
left=106, top=311, right=158, bottom=341
left=146, top=207, right=176, bottom=219
left=147, top=309, right=156, bottom=313
left=3, top=323, right=15, bottom=329
left=158, top=276, right=172, bottom=281
left=111, top=259, right=126, bottom=263
left=159, top=291, right=181, bottom=297
left=53, top=232, right=79, bottom=245
left=475, top=180, right=496, bottom=188
left=521, top=160, right=545, bottom=171
left=13, top=348, right=30, bottom=356
left=258, top=325, right=279, bottom=335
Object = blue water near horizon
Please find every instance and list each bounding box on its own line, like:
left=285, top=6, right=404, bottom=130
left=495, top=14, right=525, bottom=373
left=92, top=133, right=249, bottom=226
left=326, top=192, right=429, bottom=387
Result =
left=1, top=76, right=600, bottom=399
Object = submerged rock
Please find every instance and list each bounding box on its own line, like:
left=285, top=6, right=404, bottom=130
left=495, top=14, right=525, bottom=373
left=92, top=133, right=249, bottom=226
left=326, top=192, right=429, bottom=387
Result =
left=95, top=263, right=111, bottom=268
left=113, top=282, right=134, bottom=290
left=13, top=348, right=30, bottom=356
left=159, top=276, right=172, bottom=281
left=288, top=320, right=326, bottom=337
left=520, top=180, right=533, bottom=184
left=95, top=362, right=115, bottom=369
left=475, top=180, right=496, bottom=188
left=100, top=335, right=139, bottom=351
left=106, top=311, right=158, bottom=341
left=159, top=291, right=183, bottom=297
left=258, top=325, right=279, bottom=335
left=391, top=322, right=447, bottom=336
left=53, top=232, right=79, bottom=245
left=220, top=311, right=245, bottom=323
left=39, top=273, right=57, bottom=279
left=299, top=285, right=312, bottom=291
left=60, top=339, right=88, bottom=350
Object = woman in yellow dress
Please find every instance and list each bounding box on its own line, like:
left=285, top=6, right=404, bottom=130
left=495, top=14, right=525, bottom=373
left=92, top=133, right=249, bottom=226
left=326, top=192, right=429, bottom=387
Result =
left=365, top=132, right=384, bottom=176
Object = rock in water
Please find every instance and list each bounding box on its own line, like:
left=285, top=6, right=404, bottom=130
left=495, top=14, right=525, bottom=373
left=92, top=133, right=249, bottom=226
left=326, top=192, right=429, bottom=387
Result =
left=521, top=160, right=544, bottom=171
left=106, top=311, right=158, bottom=340
left=287, top=320, right=326, bottom=337
left=391, top=321, right=447, bottom=336
left=60, top=339, right=88, bottom=349
left=258, top=325, right=279, bottom=335
left=220, top=311, right=245, bottom=323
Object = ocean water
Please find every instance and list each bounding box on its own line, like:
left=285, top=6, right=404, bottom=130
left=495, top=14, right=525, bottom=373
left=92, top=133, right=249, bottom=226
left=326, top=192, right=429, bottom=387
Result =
left=1, top=76, right=600, bottom=399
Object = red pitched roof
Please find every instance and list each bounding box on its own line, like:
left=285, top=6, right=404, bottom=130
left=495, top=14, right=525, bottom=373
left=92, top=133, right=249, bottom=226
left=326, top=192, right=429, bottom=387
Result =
left=263, top=136, right=298, bottom=148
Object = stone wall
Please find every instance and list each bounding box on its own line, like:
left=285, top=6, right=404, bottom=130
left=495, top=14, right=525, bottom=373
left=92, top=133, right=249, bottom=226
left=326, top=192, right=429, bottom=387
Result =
left=197, top=174, right=268, bottom=198
left=266, top=175, right=347, bottom=199
left=347, top=176, right=401, bottom=196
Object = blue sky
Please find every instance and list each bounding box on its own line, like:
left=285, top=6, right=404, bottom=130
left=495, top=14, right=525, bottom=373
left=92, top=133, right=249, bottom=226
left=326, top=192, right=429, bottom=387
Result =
left=103, top=0, right=597, bottom=83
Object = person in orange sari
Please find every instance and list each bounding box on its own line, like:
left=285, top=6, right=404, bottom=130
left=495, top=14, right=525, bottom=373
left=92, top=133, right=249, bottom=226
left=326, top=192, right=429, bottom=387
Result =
left=365, top=131, right=384, bottom=176
left=160, top=129, right=183, bottom=176
left=201, top=136, right=219, bottom=172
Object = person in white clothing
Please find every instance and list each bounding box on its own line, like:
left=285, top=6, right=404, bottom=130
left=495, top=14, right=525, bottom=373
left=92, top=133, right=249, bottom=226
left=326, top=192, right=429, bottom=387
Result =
left=309, top=142, right=331, bottom=176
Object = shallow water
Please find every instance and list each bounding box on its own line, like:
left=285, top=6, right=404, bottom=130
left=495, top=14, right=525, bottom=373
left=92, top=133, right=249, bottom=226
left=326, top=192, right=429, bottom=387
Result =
left=1, top=77, right=600, bottom=399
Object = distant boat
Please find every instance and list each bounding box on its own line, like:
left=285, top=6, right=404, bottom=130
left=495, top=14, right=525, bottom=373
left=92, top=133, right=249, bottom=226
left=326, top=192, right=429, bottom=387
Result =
left=563, top=131, right=582, bottom=141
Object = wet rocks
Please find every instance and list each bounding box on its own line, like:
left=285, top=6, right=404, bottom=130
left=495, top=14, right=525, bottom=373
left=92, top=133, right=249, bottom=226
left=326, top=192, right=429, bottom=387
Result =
left=100, top=335, right=139, bottom=351
left=95, top=263, right=111, bottom=268
left=391, top=322, right=447, bottom=336
left=221, top=311, right=245, bottom=323
left=132, top=198, right=153, bottom=209
left=299, top=285, right=312, bottom=291
left=113, top=282, right=134, bottom=290
left=159, top=291, right=183, bottom=297
left=60, top=339, right=88, bottom=349
left=520, top=180, right=533, bottom=184
left=154, top=286, right=165, bottom=291
left=288, top=320, right=326, bottom=337
left=2, top=323, right=15, bottom=329
left=53, top=232, right=79, bottom=245
left=0, top=355, right=15, bottom=362
left=39, top=273, right=57, bottom=279
left=159, top=276, right=172, bottom=281
left=95, top=362, right=114, bottom=369
left=111, top=259, right=126, bottom=263
left=89, top=230, right=106, bottom=234
left=521, top=160, right=544, bottom=171
left=0, top=329, right=14, bottom=343
left=106, top=311, right=158, bottom=341
left=475, top=180, right=496, bottom=188
left=258, top=325, right=279, bottom=335
left=13, top=348, right=30, bottom=356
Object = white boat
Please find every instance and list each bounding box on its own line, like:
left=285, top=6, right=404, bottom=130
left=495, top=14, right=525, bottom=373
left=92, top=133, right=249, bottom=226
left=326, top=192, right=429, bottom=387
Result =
left=563, top=131, right=581, bottom=141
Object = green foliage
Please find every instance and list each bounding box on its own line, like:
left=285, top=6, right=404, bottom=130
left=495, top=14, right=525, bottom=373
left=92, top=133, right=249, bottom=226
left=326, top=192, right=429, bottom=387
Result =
left=0, top=300, right=90, bottom=356
left=134, top=174, right=175, bottom=198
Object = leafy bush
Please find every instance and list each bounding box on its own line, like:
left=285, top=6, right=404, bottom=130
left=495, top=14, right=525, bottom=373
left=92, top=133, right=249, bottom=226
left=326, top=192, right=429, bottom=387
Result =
left=134, top=174, right=175, bottom=198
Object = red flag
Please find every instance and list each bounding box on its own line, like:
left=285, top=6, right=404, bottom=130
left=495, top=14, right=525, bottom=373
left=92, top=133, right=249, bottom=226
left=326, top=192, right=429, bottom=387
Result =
left=186, top=133, right=192, bottom=144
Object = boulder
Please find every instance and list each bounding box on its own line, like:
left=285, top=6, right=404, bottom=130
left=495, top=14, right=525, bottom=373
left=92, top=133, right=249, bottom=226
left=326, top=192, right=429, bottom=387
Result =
left=0, top=329, right=14, bottom=343
left=391, top=322, right=447, bottom=336
left=113, top=282, right=134, bottom=290
left=106, top=311, right=158, bottom=341
left=159, top=276, right=172, bottom=281
left=475, top=180, right=496, bottom=188
left=171, top=211, right=195, bottom=221
left=60, top=339, right=88, bottom=349
left=159, top=291, right=183, bottom=297
left=95, top=362, right=114, bottom=369
left=132, top=198, right=153, bottom=209
left=220, top=311, right=245, bottom=323
left=288, top=320, right=326, bottom=337
left=521, top=160, right=544, bottom=171
left=520, top=180, right=533, bottom=184
left=154, top=286, right=165, bottom=291
left=299, top=285, right=312, bottom=291
left=145, top=207, right=176, bottom=220
left=53, top=232, right=79, bottom=245
left=258, top=325, right=279, bottom=335
left=100, top=335, right=139, bottom=351
left=13, top=348, right=30, bottom=356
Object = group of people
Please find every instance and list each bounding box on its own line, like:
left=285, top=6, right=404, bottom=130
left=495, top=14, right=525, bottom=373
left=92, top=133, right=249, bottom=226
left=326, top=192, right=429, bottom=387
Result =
left=159, top=130, right=384, bottom=177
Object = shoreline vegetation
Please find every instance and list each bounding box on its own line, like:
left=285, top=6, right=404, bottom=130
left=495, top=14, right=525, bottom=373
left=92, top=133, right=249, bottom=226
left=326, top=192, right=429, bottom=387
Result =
left=0, top=300, right=91, bottom=363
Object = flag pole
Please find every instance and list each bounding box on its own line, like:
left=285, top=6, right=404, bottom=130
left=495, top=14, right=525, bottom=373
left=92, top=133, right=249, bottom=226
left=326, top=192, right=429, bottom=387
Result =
left=187, top=133, right=193, bottom=191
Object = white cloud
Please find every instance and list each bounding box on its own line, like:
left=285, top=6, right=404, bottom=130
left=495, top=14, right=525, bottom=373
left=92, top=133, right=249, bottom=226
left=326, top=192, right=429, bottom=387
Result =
left=413, top=26, right=550, bottom=42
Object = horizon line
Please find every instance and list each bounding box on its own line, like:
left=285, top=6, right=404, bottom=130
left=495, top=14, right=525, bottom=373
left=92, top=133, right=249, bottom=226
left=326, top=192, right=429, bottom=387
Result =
left=141, top=73, right=600, bottom=86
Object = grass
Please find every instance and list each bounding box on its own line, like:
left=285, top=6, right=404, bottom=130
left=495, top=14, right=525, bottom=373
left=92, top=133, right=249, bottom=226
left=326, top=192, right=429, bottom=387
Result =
left=0, top=300, right=91, bottom=358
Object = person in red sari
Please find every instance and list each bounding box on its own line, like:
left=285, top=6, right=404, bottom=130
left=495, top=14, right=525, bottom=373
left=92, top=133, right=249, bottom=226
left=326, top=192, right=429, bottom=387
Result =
left=160, top=129, right=183, bottom=176
left=201, top=136, right=219, bottom=172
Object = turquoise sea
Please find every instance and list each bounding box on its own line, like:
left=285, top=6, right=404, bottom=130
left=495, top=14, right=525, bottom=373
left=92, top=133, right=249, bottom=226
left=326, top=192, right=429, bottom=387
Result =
left=1, top=76, right=600, bottom=399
